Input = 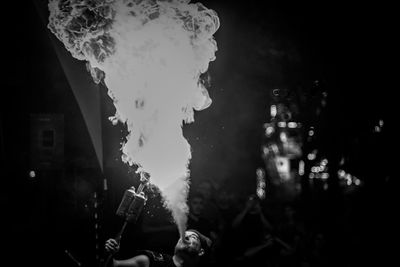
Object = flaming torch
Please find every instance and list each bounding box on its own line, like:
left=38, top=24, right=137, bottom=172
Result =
left=48, top=0, right=219, bottom=239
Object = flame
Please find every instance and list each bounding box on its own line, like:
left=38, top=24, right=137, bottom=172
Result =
left=48, top=0, right=219, bottom=237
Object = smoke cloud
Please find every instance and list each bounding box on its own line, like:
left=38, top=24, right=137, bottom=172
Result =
left=48, top=0, right=219, bottom=236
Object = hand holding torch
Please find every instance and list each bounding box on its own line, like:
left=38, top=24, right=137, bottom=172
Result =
left=100, top=172, right=150, bottom=267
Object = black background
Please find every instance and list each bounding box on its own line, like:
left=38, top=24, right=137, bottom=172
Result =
left=1, top=1, right=396, bottom=266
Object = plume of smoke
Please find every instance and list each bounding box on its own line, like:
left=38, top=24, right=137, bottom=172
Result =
left=48, top=0, right=219, bottom=236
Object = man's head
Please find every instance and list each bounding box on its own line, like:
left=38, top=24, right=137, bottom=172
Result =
left=173, top=230, right=212, bottom=266
left=196, top=180, right=214, bottom=200
left=215, top=189, right=232, bottom=210
left=189, top=193, right=204, bottom=217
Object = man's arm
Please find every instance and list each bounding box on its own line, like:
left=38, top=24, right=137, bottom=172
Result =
left=259, top=210, right=274, bottom=231
left=232, top=199, right=252, bottom=228
left=113, top=255, right=150, bottom=267
left=105, top=239, right=150, bottom=267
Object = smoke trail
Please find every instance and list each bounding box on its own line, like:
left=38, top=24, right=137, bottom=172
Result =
left=48, top=0, right=219, bottom=236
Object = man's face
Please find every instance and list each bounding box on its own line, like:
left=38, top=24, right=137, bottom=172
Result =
left=197, top=182, right=212, bottom=199
left=174, top=231, right=203, bottom=258
left=190, top=197, right=204, bottom=216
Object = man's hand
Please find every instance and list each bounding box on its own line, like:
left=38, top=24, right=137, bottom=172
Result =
left=105, top=238, right=120, bottom=254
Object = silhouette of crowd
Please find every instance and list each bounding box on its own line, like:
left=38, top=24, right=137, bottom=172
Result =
left=182, top=179, right=347, bottom=267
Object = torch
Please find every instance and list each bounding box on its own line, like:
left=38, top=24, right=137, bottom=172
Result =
left=100, top=172, right=149, bottom=267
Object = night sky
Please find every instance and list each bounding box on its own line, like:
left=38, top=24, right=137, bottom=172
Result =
left=1, top=1, right=395, bottom=266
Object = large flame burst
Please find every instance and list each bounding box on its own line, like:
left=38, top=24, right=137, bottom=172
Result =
left=48, top=0, right=219, bottom=236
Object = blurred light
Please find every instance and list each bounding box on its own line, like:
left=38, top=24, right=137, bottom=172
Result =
left=354, top=179, right=361, bottom=186
left=311, top=166, right=319, bottom=173
left=265, top=126, right=274, bottom=136
left=262, top=146, right=269, bottom=156
left=288, top=122, right=298, bottom=128
left=280, top=132, right=288, bottom=143
left=256, top=168, right=266, bottom=179
left=271, top=144, right=279, bottom=154
left=321, top=173, right=329, bottom=180
left=379, top=119, right=384, bottom=127
left=339, top=157, right=345, bottom=166
left=307, top=153, right=316, bottom=161
left=256, top=168, right=266, bottom=200
left=323, top=183, right=329, bottom=190
left=103, top=178, right=108, bottom=191
left=275, top=156, right=290, bottom=181
left=299, top=160, right=305, bottom=176
left=278, top=121, right=287, bottom=128
left=374, top=126, right=381, bottom=133
left=257, top=188, right=266, bottom=199
left=296, top=184, right=302, bottom=192
left=346, top=179, right=352, bottom=186
left=270, top=105, right=277, bottom=118
left=29, top=170, right=36, bottom=179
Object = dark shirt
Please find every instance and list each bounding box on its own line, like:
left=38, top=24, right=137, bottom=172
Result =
left=135, top=250, right=175, bottom=267
left=135, top=249, right=210, bottom=267
left=237, top=213, right=266, bottom=246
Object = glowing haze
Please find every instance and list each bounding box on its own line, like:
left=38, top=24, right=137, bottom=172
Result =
left=48, top=0, right=219, bottom=236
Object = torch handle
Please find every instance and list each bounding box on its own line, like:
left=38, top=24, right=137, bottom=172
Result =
left=137, top=183, right=146, bottom=194
left=114, top=220, right=129, bottom=242
left=102, top=254, right=113, bottom=267
left=100, top=177, right=149, bottom=267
